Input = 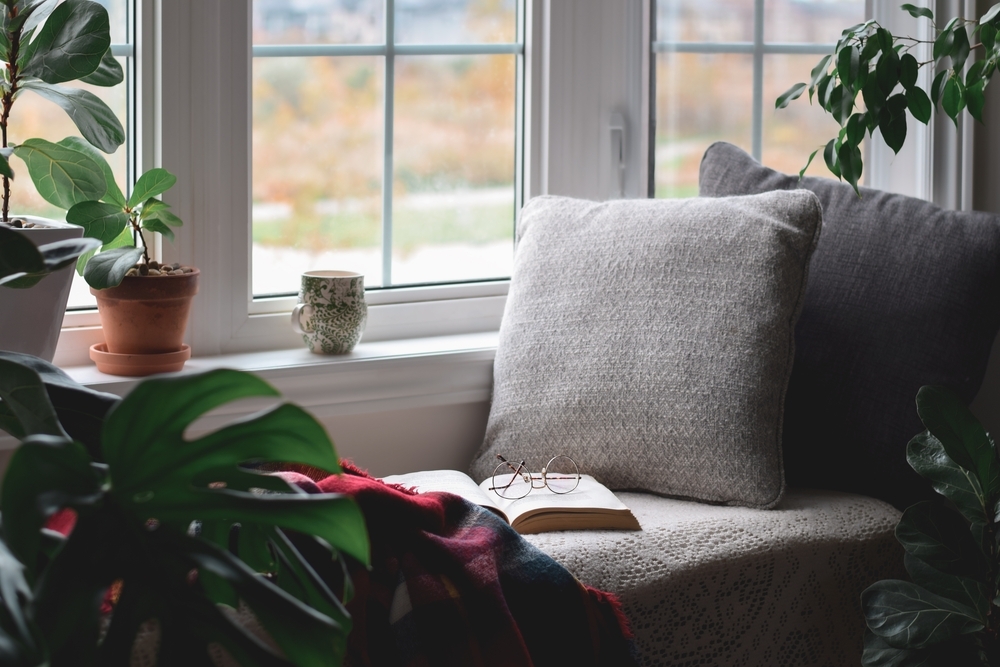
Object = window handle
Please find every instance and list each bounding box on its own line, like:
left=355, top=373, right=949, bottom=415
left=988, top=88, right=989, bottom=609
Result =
left=610, top=112, right=626, bottom=198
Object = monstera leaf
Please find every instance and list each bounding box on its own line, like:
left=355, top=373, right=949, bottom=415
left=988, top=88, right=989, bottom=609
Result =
left=0, top=358, right=370, bottom=667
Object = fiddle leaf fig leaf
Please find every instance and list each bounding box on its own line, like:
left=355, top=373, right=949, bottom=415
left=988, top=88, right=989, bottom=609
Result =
left=0, top=151, right=13, bottom=180
left=82, top=244, right=142, bottom=289
left=57, top=137, right=125, bottom=208
left=915, top=386, right=1000, bottom=502
left=862, top=631, right=987, bottom=667
left=76, top=223, right=131, bottom=276
left=18, top=0, right=110, bottom=84
left=895, top=502, right=989, bottom=579
left=0, top=225, right=44, bottom=286
left=0, top=355, right=67, bottom=439
left=66, top=201, right=129, bottom=245
left=127, top=168, right=176, bottom=209
left=903, top=553, right=990, bottom=620
left=862, top=579, right=984, bottom=649
left=12, top=138, right=105, bottom=208
left=907, top=432, right=988, bottom=530
left=18, top=0, right=58, bottom=36
left=78, top=47, right=123, bottom=87
left=901, top=3, right=933, bottom=20
left=140, top=217, right=174, bottom=242
left=20, top=81, right=125, bottom=153
left=906, top=85, right=932, bottom=124
left=776, top=82, right=807, bottom=109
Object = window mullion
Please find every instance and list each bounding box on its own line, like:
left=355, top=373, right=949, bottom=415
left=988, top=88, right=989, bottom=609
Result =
left=751, top=0, right=764, bottom=161
left=382, top=0, right=395, bottom=287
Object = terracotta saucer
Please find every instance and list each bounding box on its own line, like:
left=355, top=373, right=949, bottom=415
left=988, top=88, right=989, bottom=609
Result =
left=90, top=343, right=191, bottom=377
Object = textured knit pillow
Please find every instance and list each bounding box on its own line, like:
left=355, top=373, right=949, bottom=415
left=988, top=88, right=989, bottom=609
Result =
left=468, top=192, right=823, bottom=509
left=699, top=141, right=1000, bottom=509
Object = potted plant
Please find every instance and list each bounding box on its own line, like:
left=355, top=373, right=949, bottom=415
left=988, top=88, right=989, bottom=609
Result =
left=0, top=350, right=370, bottom=666
left=0, top=0, right=126, bottom=361
left=53, top=140, right=195, bottom=375
left=776, top=2, right=1000, bottom=194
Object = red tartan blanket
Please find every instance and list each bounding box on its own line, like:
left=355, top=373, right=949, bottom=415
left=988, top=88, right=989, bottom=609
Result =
left=283, top=462, right=637, bottom=667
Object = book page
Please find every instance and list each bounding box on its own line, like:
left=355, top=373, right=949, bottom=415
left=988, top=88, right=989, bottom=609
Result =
left=381, top=469, right=508, bottom=523
left=478, top=474, right=641, bottom=533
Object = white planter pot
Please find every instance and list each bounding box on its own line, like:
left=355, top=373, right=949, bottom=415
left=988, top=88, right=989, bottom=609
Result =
left=0, top=216, right=84, bottom=361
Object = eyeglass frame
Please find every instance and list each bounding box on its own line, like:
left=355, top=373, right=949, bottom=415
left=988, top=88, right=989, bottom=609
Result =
left=488, top=453, right=581, bottom=499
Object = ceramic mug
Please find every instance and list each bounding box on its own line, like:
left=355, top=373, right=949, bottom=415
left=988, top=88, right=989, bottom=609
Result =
left=291, top=270, right=367, bottom=354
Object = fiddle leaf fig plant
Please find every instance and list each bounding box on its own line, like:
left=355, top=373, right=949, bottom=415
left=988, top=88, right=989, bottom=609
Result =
left=861, top=386, right=1000, bottom=665
left=776, top=2, right=1000, bottom=195
left=60, top=137, right=184, bottom=289
left=0, top=0, right=126, bottom=288
left=0, top=351, right=370, bottom=666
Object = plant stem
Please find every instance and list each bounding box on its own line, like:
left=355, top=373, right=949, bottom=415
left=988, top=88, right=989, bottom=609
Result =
left=131, top=214, right=150, bottom=265
left=0, top=7, right=20, bottom=224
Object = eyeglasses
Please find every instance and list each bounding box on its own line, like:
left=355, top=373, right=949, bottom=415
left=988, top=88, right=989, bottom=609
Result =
left=489, top=454, right=581, bottom=499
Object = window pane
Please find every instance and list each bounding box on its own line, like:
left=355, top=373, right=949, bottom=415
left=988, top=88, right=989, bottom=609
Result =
left=396, top=0, right=516, bottom=44
left=391, top=55, right=515, bottom=284
left=762, top=54, right=853, bottom=180
left=252, top=57, right=384, bottom=296
left=95, top=0, right=129, bottom=44
left=653, top=53, right=752, bottom=198
left=253, top=0, right=383, bottom=45
left=764, top=0, right=865, bottom=43
left=656, top=0, right=754, bottom=43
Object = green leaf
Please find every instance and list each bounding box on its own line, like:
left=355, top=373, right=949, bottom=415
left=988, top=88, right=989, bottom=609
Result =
left=809, top=54, right=832, bottom=89
left=776, top=82, right=807, bottom=109
left=78, top=47, right=122, bottom=86
left=903, top=553, right=990, bottom=620
left=966, top=59, right=987, bottom=88
left=66, top=200, right=129, bottom=245
left=877, top=48, right=900, bottom=95
left=0, top=534, right=43, bottom=667
left=20, top=80, right=125, bottom=153
left=823, top=138, right=841, bottom=179
left=12, top=137, right=105, bottom=208
left=838, top=140, right=863, bottom=195
left=127, top=168, right=176, bottom=208
left=0, top=226, right=44, bottom=285
left=934, top=27, right=956, bottom=60
left=0, top=356, right=68, bottom=439
left=899, top=53, right=918, bottom=89
left=798, top=149, right=819, bottom=179
left=950, top=26, right=971, bottom=72
left=0, top=152, right=13, bottom=180
left=138, top=197, right=169, bottom=218
left=817, top=72, right=835, bottom=108
left=901, top=3, right=933, bottom=20
left=145, top=209, right=183, bottom=228
left=862, top=579, right=984, bottom=649
left=18, top=0, right=110, bottom=84
left=931, top=70, right=949, bottom=106
left=846, top=112, right=868, bottom=146
left=877, top=27, right=894, bottom=53
left=82, top=244, right=142, bottom=289
left=76, top=223, right=131, bottom=276
left=862, top=631, right=988, bottom=667
left=895, top=502, right=988, bottom=579
left=878, top=105, right=907, bottom=154
left=983, top=3, right=1000, bottom=25
left=18, top=0, right=58, bottom=36
left=907, top=433, right=989, bottom=530
left=916, top=386, right=1000, bottom=503
left=141, top=217, right=174, bottom=242
left=57, top=136, right=125, bottom=208
left=838, top=44, right=861, bottom=90
left=906, top=86, right=932, bottom=124
left=1, top=434, right=103, bottom=582
left=829, top=84, right=854, bottom=125
left=967, top=81, right=986, bottom=122
left=982, top=24, right=997, bottom=51
left=863, top=76, right=887, bottom=115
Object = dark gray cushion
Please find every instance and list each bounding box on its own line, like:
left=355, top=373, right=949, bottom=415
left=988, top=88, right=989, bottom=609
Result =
left=699, top=141, right=1000, bottom=509
left=469, top=192, right=823, bottom=509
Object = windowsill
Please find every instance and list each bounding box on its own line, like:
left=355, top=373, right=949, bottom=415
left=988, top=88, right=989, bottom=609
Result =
left=0, top=332, right=499, bottom=451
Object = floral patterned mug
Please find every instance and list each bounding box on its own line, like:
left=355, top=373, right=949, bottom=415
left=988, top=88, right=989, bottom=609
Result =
left=291, top=270, right=367, bottom=354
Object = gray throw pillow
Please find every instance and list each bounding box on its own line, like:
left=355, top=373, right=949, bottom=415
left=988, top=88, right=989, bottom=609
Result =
left=468, top=192, right=823, bottom=509
left=699, top=141, right=1000, bottom=509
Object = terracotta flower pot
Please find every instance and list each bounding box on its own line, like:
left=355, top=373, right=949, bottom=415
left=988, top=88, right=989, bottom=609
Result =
left=91, top=268, right=200, bottom=356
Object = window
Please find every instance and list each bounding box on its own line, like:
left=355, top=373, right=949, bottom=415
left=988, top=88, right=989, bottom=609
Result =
left=651, top=0, right=866, bottom=198
left=250, top=0, right=523, bottom=297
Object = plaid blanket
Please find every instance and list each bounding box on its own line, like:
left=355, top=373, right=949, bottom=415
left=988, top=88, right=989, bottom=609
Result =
left=282, top=462, right=637, bottom=667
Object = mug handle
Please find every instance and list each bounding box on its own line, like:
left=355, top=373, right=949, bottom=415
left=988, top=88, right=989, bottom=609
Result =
left=291, top=303, right=314, bottom=334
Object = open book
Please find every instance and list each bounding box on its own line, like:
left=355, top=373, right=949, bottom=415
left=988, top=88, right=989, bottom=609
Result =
left=380, top=469, right=641, bottom=535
